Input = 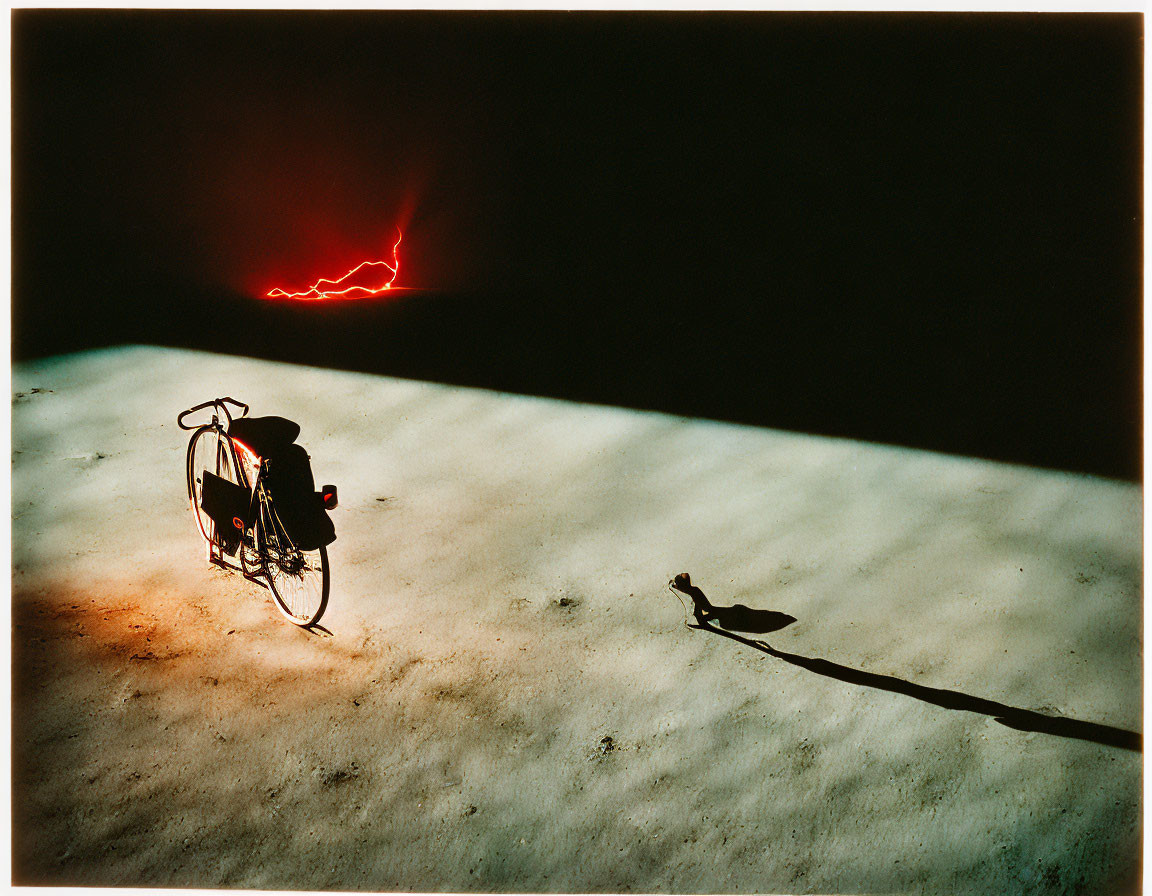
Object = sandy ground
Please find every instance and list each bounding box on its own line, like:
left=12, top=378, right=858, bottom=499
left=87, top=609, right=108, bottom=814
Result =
left=11, top=345, right=1142, bottom=894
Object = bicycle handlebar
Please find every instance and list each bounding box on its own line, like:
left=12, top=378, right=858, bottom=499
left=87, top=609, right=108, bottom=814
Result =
left=177, top=397, right=249, bottom=430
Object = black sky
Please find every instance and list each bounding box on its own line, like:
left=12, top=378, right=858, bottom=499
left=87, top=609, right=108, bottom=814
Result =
left=12, top=11, right=1143, bottom=478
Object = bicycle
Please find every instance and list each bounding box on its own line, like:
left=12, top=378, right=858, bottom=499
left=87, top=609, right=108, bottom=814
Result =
left=177, top=397, right=334, bottom=626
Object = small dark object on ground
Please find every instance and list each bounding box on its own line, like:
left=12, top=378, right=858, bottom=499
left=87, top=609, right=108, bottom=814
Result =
left=670, top=573, right=796, bottom=634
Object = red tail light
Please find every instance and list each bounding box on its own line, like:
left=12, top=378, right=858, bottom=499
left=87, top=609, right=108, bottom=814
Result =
left=321, top=485, right=338, bottom=510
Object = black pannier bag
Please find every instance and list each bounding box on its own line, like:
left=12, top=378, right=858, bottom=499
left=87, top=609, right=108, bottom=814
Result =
left=264, top=444, right=336, bottom=551
left=200, top=470, right=251, bottom=555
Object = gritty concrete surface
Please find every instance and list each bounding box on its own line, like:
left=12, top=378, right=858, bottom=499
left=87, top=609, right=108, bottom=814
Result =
left=11, top=345, right=1142, bottom=894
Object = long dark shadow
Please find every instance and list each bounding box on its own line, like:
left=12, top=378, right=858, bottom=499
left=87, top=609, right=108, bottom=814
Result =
left=11, top=277, right=1139, bottom=480
left=672, top=577, right=1140, bottom=752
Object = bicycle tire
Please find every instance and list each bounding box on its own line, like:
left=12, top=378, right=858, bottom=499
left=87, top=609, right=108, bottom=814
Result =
left=186, top=425, right=245, bottom=553
left=255, top=494, right=329, bottom=626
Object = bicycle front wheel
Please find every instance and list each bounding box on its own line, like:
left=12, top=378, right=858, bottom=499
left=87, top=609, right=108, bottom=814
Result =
left=255, top=497, right=329, bottom=626
left=187, top=426, right=243, bottom=553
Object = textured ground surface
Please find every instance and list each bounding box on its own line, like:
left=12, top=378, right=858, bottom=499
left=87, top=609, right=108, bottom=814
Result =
left=11, top=345, right=1142, bottom=894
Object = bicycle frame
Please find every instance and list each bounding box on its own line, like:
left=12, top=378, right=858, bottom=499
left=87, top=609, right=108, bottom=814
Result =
left=180, top=398, right=264, bottom=571
left=179, top=396, right=331, bottom=626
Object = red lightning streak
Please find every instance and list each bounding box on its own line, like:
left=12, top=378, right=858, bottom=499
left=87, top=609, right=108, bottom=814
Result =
left=266, top=228, right=403, bottom=300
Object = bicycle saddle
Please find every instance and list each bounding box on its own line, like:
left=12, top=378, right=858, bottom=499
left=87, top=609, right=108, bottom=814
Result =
left=228, top=416, right=300, bottom=458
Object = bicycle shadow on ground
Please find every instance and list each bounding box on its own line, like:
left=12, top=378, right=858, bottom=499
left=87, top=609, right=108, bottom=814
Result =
left=670, top=575, right=1141, bottom=753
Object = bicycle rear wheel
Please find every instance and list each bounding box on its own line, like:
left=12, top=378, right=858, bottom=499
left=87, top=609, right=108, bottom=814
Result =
left=255, top=495, right=329, bottom=626
left=187, top=426, right=244, bottom=553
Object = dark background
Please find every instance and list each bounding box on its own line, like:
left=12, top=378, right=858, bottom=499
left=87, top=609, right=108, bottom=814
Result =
left=13, top=11, right=1142, bottom=479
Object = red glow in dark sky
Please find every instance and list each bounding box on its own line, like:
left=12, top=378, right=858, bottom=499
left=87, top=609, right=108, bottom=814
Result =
left=265, top=228, right=403, bottom=300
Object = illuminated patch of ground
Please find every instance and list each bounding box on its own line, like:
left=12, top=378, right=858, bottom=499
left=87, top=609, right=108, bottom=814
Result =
left=11, top=346, right=1141, bottom=893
